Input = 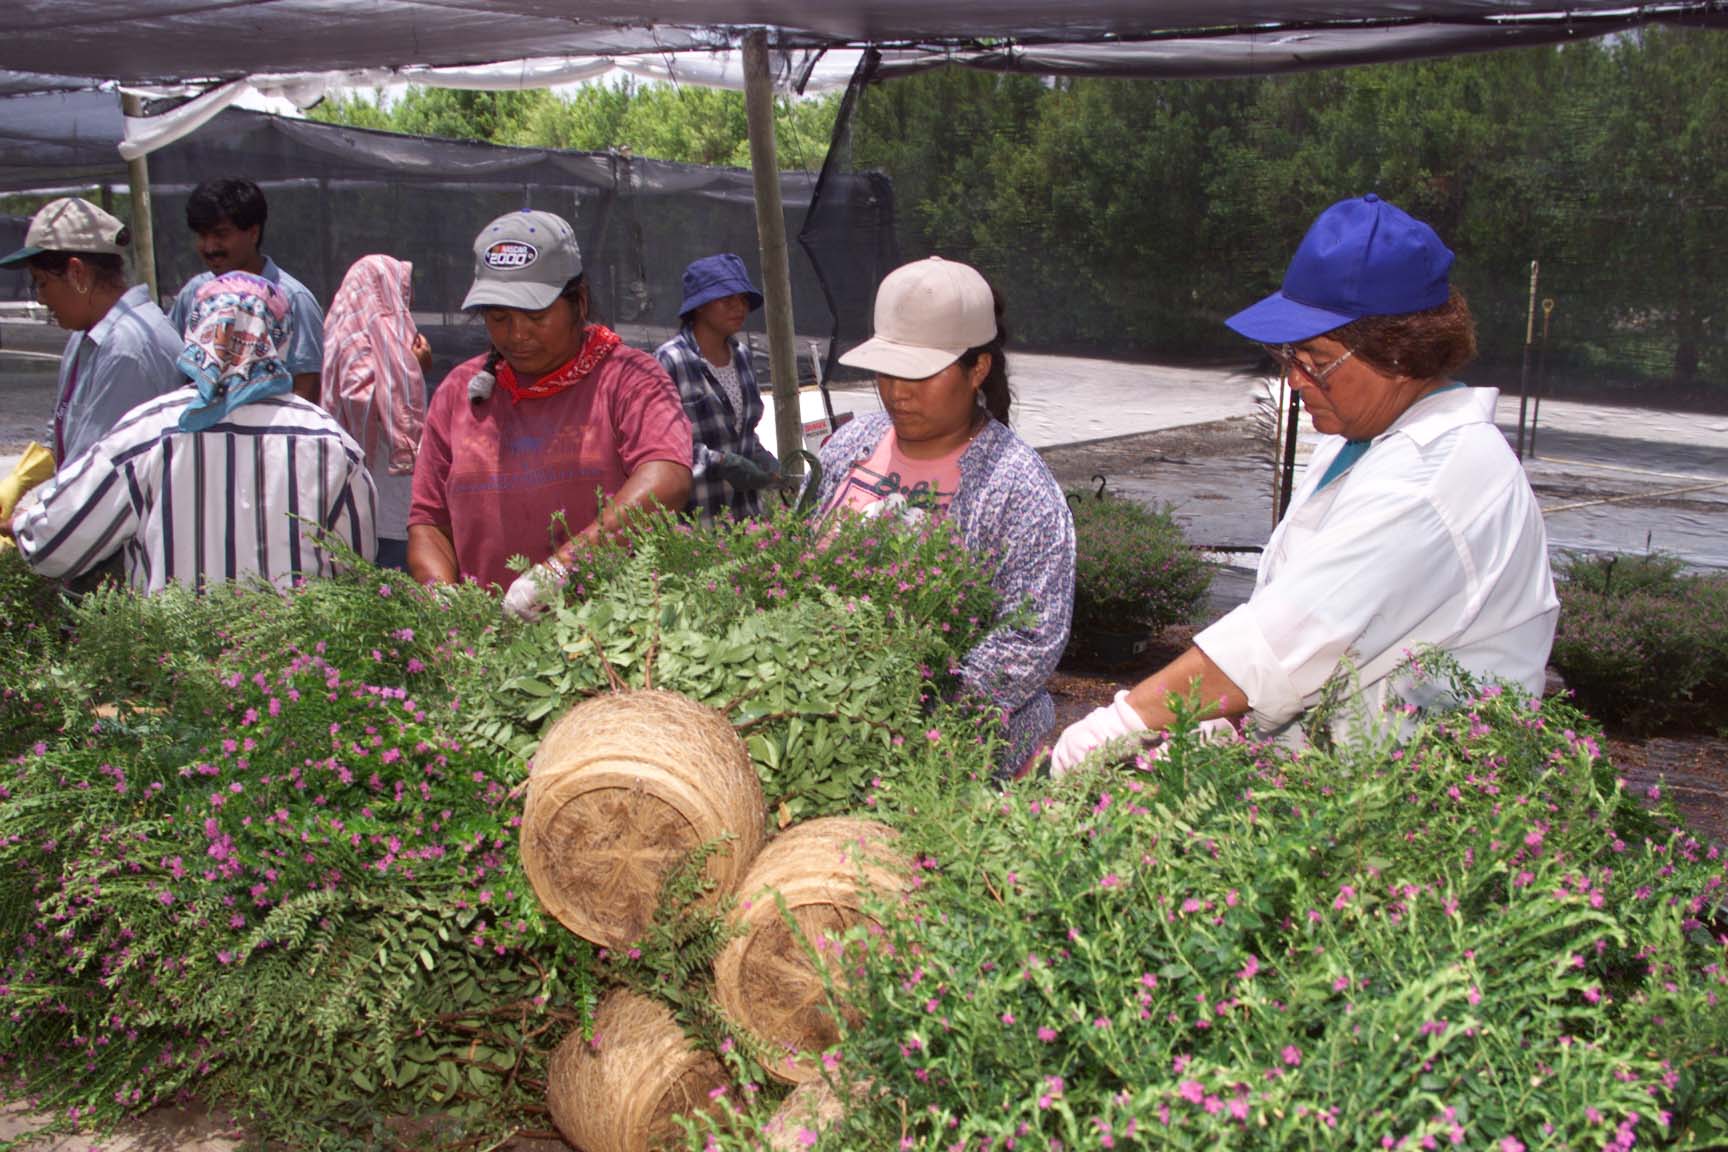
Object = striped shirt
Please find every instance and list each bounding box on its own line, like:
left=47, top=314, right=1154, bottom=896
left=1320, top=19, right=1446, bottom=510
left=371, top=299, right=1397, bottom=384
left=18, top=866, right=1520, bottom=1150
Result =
left=13, top=387, right=376, bottom=593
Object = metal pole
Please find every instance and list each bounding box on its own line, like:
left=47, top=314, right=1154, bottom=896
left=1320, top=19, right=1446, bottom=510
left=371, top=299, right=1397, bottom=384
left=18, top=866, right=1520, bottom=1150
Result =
left=1277, top=381, right=1301, bottom=524
left=1514, top=259, right=1538, bottom=460
left=118, top=92, right=160, bottom=305
left=1529, top=297, right=1555, bottom=459
left=743, top=30, right=803, bottom=472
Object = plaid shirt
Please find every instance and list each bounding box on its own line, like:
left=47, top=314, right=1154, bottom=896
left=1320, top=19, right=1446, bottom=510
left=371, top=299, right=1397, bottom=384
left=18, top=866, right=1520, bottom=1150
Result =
left=655, top=326, right=778, bottom=524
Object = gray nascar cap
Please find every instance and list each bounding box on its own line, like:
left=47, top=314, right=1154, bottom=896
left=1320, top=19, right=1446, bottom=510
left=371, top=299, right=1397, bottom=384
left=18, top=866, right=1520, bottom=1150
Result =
left=461, top=209, right=583, bottom=312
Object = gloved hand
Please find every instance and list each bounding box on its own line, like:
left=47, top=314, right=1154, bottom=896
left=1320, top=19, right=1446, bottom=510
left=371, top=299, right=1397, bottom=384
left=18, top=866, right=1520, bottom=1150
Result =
left=1050, top=690, right=1149, bottom=777
left=713, top=451, right=776, bottom=492
left=502, top=558, right=568, bottom=621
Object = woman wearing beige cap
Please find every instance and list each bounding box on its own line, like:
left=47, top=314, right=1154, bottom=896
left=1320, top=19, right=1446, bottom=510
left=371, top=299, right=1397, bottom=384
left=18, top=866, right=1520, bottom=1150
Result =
left=0, top=197, right=182, bottom=469
left=810, top=256, right=1076, bottom=775
left=408, top=210, right=693, bottom=617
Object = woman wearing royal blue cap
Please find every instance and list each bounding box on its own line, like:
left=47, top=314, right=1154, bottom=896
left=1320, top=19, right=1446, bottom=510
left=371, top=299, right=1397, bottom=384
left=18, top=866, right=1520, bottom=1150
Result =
left=655, top=253, right=780, bottom=525
left=1052, top=194, right=1559, bottom=770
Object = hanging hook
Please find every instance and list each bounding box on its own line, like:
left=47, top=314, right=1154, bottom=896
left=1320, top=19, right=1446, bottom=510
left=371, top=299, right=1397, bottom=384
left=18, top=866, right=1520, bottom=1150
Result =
left=1092, top=474, right=1107, bottom=500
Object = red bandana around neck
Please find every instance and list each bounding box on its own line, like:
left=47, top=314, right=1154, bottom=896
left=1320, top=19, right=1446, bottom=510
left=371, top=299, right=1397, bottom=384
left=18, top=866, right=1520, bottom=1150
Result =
left=493, top=324, right=622, bottom=403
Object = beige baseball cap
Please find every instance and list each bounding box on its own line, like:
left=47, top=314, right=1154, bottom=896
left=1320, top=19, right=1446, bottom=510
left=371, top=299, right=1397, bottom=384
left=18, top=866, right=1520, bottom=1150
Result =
left=840, top=256, right=997, bottom=379
left=461, top=209, right=583, bottom=312
left=0, top=197, right=130, bottom=267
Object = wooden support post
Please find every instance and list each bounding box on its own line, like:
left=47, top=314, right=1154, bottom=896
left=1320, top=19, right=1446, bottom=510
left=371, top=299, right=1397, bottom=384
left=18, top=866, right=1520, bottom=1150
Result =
left=119, top=92, right=160, bottom=304
left=743, top=30, right=803, bottom=471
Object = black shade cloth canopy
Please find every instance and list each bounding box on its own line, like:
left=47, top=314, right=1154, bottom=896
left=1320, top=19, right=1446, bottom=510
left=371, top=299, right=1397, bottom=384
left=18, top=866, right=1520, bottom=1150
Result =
left=1, top=1, right=1724, bottom=92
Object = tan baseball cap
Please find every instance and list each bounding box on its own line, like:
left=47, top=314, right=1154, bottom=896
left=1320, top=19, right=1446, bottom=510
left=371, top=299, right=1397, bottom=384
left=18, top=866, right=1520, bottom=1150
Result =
left=0, top=197, right=130, bottom=267
left=461, top=209, right=583, bottom=312
left=840, top=256, right=998, bottom=380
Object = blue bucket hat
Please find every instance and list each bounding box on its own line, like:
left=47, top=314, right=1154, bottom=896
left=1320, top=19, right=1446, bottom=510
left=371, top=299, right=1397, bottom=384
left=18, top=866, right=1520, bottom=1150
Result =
left=679, top=253, right=763, bottom=317
left=1225, top=194, right=1454, bottom=344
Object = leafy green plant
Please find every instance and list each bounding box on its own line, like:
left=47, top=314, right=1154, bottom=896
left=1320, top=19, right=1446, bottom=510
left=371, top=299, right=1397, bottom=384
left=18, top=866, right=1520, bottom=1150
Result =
left=0, top=547, right=65, bottom=747
left=0, top=512, right=1006, bottom=1148
left=1550, top=552, right=1728, bottom=733
left=693, top=675, right=1728, bottom=1151
left=1067, top=490, right=1211, bottom=646
left=461, top=508, right=1007, bottom=820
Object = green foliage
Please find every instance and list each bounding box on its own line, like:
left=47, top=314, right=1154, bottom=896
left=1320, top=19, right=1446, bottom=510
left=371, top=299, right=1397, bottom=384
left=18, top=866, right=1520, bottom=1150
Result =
left=1550, top=552, right=1728, bottom=734
left=1067, top=491, right=1211, bottom=645
left=695, top=678, right=1728, bottom=1150
left=0, top=565, right=588, bottom=1147
left=459, top=506, right=1005, bottom=820
left=310, top=79, right=840, bottom=170
left=0, top=514, right=1003, bottom=1146
left=852, top=30, right=1728, bottom=387
left=0, top=547, right=65, bottom=746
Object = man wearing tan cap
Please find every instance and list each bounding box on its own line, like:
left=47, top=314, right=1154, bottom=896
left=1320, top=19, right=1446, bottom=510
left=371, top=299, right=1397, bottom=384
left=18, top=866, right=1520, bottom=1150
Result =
left=0, top=196, right=182, bottom=469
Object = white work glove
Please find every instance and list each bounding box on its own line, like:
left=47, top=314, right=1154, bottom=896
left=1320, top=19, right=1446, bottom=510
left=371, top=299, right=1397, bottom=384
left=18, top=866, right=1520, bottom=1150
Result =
left=1050, top=690, right=1149, bottom=777
left=502, top=558, right=568, bottom=621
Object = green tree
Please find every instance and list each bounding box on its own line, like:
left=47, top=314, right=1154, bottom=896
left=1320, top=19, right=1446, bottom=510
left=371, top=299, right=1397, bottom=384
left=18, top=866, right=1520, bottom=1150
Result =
left=1583, top=27, right=1728, bottom=384
left=307, top=89, right=394, bottom=132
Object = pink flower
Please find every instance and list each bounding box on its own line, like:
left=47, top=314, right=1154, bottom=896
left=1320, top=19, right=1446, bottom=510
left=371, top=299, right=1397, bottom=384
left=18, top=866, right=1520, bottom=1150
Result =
left=1178, top=1080, right=1204, bottom=1104
left=925, top=728, right=942, bottom=743
left=1282, top=1045, right=1302, bottom=1066
left=1037, top=1027, right=1058, bottom=1043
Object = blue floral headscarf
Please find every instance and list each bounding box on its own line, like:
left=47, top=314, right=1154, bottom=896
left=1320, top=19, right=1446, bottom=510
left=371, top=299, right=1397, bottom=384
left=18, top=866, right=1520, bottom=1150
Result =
left=177, top=272, right=294, bottom=432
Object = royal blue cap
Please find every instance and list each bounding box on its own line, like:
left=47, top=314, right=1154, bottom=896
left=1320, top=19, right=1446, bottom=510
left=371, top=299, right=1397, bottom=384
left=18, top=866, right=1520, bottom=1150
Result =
left=1225, top=194, right=1454, bottom=343
left=678, top=253, right=763, bottom=317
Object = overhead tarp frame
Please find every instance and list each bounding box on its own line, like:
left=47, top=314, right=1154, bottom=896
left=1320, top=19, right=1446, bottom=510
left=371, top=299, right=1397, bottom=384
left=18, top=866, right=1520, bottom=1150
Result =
left=1, top=1, right=1724, bottom=94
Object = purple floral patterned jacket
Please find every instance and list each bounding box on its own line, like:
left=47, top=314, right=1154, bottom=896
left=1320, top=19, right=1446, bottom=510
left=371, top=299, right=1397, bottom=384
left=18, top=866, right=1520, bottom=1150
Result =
left=814, top=412, right=1076, bottom=771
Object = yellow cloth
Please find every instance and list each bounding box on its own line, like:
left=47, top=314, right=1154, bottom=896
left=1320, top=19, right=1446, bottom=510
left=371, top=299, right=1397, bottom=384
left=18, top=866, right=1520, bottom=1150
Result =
left=0, top=442, right=55, bottom=525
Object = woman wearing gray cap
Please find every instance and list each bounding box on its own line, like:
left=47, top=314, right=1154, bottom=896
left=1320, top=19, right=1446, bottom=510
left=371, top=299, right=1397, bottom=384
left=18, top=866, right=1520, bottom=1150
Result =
left=0, top=197, right=181, bottom=469
left=407, top=210, right=693, bottom=616
left=1052, top=195, right=1558, bottom=772
left=810, top=256, right=1075, bottom=775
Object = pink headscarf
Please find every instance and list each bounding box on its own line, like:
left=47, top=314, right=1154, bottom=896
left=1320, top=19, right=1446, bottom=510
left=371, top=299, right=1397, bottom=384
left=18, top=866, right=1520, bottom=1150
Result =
left=320, top=255, right=426, bottom=475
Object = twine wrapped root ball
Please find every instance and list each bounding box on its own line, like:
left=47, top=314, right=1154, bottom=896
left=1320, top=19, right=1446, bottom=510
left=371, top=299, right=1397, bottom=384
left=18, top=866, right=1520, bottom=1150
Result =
left=714, top=817, right=909, bottom=1083
left=523, top=690, right=766, bottom=948
left=548, top=988, right=728, bottom=1152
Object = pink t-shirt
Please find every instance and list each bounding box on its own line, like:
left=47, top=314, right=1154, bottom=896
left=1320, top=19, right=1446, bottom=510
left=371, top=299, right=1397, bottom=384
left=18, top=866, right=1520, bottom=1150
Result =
left=410, top=346, right=693, bottom=589
left=825, top=426, right=965, bottom=518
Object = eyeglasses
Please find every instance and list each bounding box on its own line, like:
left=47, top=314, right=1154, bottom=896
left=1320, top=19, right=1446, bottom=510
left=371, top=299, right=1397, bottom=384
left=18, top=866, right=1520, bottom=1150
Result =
left=1265, top=343, right=1357, bottom=391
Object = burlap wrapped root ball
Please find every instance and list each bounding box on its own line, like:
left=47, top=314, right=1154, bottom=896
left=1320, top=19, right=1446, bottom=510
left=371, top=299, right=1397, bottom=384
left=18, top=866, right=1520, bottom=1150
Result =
left=523, top=690, right=766, bottom=947
left=548, top=988, right=729, bottom=1152
left=714, top=817, right=909, bottom=1083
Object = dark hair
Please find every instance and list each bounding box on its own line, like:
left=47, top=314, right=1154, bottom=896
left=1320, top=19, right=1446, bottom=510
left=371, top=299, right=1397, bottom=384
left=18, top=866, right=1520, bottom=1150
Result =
left=1330, top=287, right=1477, bottom=380
left=26, top=248, right=129, bottom=291
left=957, top=283, right=1011, bottom=425
left=186, top=178, right=268, bottom=242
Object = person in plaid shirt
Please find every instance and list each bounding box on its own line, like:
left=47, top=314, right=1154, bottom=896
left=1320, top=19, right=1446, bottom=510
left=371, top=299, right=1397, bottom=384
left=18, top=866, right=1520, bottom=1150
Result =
left=655, top=254, right=780, bottom=525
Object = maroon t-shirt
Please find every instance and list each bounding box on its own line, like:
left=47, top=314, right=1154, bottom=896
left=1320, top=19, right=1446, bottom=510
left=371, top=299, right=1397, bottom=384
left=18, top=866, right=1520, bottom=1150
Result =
left=409, top=346, right=693, bottom=589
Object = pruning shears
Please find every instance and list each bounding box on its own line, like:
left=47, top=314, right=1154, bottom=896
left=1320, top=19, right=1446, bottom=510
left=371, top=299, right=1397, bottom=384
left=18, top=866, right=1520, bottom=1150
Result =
left=769, top=449, right=823, bottom=519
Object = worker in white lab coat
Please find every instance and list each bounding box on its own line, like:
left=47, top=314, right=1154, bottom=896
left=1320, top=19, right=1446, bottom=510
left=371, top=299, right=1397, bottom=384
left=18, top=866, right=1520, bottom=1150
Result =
left=1053, top=194, right=1558, bottom=770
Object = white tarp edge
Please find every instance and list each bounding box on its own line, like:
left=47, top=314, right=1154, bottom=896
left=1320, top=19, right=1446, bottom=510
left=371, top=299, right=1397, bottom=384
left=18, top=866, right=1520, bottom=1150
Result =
left=115, top=48, right=872, bottom=162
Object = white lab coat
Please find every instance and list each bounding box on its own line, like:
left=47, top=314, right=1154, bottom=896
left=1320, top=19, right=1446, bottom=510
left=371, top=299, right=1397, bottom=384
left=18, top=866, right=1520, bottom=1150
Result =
left=1195, top=386, right=1558, bottom=746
